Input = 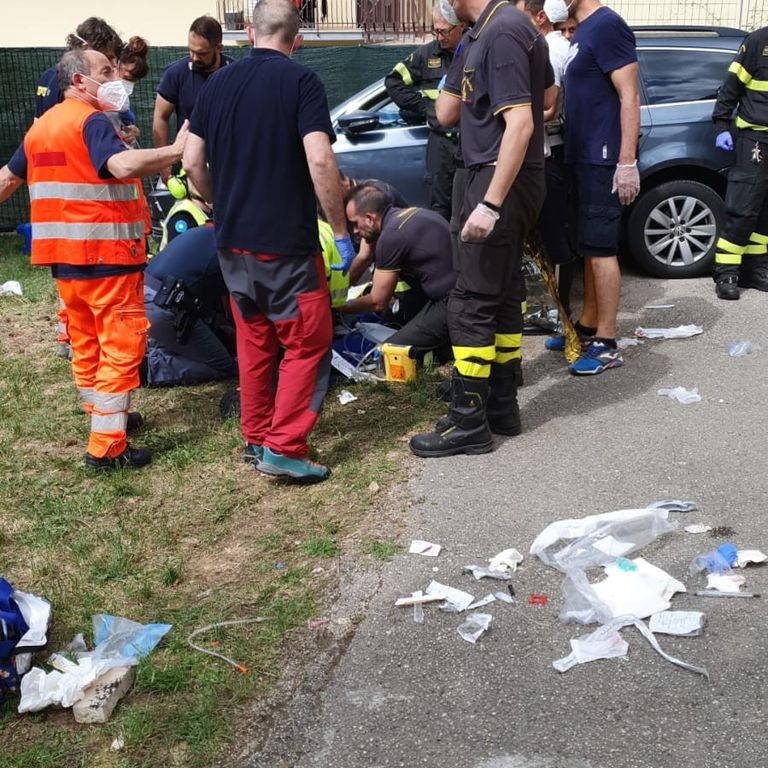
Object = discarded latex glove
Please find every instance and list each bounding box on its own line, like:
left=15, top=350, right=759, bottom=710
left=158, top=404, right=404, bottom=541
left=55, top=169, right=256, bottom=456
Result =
left=635, top=325, right=703, bottom=339
left=689, top=542, right=737, bottom=575
left=457, top=612, right=492, bottom=644
left=725, top=340, right=761, bottom=357
left=462, top=565, right=510, bottom=581
left=647, top=500, right=697, bottom=513
left=657, top=387, right=701, bottom=404
left=0, top=280, right=22, bottom=297
left=488, top=548, right=524, bottom=573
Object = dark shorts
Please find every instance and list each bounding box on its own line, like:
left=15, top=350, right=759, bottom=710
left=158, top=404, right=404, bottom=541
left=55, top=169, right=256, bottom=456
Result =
left=573, top=163, right=621, bottom=257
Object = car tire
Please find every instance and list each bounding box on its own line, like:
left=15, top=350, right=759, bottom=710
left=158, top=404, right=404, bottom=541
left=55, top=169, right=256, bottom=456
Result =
left=627, top=180, right=725, bottom=278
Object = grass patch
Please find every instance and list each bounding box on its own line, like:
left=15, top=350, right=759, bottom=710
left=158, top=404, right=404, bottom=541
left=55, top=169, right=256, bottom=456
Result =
left=362, top=539, right=401, bottom=560
left=0, top=234, right=442, bottom=767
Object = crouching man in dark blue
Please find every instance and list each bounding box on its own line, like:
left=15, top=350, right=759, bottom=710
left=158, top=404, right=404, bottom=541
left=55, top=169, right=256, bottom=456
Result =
left=142, top=225, right=237, bottom=386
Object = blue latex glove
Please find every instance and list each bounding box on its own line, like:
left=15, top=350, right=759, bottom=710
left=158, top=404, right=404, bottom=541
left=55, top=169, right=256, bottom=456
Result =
left=716, top=130, right=734, bottom=151
left=331, top=234, right=355, bottom=275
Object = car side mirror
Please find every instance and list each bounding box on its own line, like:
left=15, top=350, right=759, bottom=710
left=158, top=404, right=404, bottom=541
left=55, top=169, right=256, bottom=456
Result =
left=338, top=111, right=381, bottom=135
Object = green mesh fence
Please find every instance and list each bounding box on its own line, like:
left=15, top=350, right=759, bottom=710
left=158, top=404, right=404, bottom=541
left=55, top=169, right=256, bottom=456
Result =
left=0, top=44, right=415, bottom=231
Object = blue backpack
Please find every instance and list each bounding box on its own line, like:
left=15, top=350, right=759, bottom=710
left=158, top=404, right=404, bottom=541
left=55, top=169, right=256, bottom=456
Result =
left=0, top=578, right=29, bottom=704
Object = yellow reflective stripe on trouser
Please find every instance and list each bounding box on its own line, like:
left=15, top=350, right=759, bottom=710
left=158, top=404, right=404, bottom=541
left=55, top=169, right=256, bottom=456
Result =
left=750, top=232, right=768, bottom=245
left=744, top=243, right=768, bottom=254
left=393, top=62, right=414, bottom=86
left=520, top=300, right=527, bottom=315
left=419, top=89, right=440, bottom=100
left=715, top=237, right=745, bottom=265
left=453, top=344, right=495, bottom=378
left=91, top=392, right=130, bottom=432
left=494, top=333, right=522, bottom=364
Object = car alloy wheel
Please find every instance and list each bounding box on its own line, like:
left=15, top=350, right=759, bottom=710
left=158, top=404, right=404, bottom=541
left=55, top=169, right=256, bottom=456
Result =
left=628, top=180, right=725, bottom=278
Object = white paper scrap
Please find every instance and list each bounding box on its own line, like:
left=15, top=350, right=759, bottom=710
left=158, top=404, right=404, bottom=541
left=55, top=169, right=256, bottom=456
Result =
left=657, top=386, right=701, bottom=404
left=337, top=389, right=358, bottom=405
left=685, top=524, right=713, bottom=534
left=331, top=350, right=366, bottom=381
left=467, top=594, right=496, bottom=610
left=649, top=611, right=705, bottom=637
left=644, top=303, right=675, bottom=309
left=735, top=549, right=767, bottom=568
left=494, top=591, right=515, bottom=604
left=706, top=573, right=746, bottom=593
left=617, top=337, right=643, bottom=348
left=425, top=580, right=474, bottom=612
left=488, top=548, right=524, bottom=573
left=635, top=325, right=703, bottom=339
left=409, top=540, right=441, bottom=557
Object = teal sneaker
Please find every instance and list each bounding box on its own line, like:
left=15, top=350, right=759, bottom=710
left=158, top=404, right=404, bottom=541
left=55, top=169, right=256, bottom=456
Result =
left=569, top=340, right=624, bottom=375
left=256, top=447, right=330, bottom=483
left=243, top=443, right=263, bottom=465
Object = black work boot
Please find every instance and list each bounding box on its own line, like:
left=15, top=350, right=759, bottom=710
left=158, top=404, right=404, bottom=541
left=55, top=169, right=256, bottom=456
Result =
left=85, top=444, right=152, bottom=471
left=126, top=412, right=144, bottom=435
left=436, top=379, right=452, bottom=403
left=486, top=360, right=523, bottom=436
left=713, top=265, right=740, bottom=300
left=739, top=255, right=768, bottom=292
left=410, top=373, right=494, bottom=458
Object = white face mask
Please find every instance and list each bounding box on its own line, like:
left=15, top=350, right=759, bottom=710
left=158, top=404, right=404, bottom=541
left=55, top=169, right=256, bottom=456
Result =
left=83, top=75, right=131, bottom=112
left=121, top=79, right=135, bottom=97
left=543, top=0, right=573, bottom=24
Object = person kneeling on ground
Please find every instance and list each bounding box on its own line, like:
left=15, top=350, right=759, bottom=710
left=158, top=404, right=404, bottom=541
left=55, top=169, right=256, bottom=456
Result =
left=340, top=185, right=457, bottom=358
left=142, top=225, right=237, bottom=387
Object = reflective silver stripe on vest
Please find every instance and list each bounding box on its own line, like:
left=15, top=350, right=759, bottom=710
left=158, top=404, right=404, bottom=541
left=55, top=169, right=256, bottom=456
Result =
left=32, top=221, right=144, bottom=240
left=29, top=181, right=139, bottom=202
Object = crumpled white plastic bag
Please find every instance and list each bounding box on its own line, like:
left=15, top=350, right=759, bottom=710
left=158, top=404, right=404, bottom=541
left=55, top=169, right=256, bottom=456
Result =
left=0, top=280, right=22, bottom=297
left=657, top=386, right=701, bottom=404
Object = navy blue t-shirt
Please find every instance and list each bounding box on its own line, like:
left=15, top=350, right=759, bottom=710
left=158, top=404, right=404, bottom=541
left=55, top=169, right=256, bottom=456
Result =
left=189, top=48, right=334, bottom=256
left=35, top=66, right=61, bottom=118
left=146, top=225, right=226, bottom=311
left=563, top=7, right=636, bottom=165
left=156, top=55, right=234, bottom=128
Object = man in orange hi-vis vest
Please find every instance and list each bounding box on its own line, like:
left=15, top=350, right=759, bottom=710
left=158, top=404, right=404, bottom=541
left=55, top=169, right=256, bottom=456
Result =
left=0, top=48, right=188, bottom=470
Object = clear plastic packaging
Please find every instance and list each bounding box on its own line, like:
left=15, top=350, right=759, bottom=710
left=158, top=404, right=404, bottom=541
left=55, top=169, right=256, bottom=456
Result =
left=689, top=542, right=738, bottom=575
left=456, top=613, right=492, bottom=644
left=657, top=386, right=701, bottom=404
left=725, top=340, right=761, bottom=357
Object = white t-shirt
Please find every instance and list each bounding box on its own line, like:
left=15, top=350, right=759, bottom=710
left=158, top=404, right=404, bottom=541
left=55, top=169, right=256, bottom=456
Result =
left=546, top=30, right=571, bottom=88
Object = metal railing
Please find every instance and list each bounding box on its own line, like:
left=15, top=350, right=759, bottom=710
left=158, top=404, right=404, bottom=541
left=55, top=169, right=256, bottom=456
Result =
left=217, top=0, right=433, bottom=39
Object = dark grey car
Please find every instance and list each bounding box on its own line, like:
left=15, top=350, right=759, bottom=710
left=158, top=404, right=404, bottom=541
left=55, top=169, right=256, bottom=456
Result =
left=330, top=27, right=745, bottom=279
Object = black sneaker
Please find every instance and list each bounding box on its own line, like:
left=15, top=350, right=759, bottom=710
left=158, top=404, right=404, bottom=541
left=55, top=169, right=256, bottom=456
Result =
left=85, top=445, right=152, bottom=471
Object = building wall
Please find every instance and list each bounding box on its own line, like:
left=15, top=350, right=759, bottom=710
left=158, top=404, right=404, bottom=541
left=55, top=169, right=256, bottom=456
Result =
left=0, top=1, right=215, bottom=47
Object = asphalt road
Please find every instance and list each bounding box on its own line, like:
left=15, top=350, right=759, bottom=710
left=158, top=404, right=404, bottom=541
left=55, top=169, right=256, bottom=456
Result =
left=245, top=271, right=768, bottom=768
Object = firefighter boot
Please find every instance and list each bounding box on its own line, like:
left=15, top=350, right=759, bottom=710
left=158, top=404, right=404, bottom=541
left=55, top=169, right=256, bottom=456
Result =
left=486, top=360, right=523, bottom=436
left=713, top=265, right=739, bottom=300
left=409, top=373, right=494, bottom=458
left=739, top=255, right=768, bottom=292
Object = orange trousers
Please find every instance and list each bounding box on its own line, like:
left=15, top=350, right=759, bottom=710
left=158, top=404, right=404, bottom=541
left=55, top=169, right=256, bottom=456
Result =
left=56, top=272, right=148, bottom=458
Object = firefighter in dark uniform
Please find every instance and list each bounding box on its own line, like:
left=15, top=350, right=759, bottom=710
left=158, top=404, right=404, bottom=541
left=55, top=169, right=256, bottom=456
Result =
left=341, top=185, right=457, bottom=355
left=384, top=0, right=464, bottom=221
left=712, top=24, right=768, bottom=300
left=410, top=0, right=554, bottom=458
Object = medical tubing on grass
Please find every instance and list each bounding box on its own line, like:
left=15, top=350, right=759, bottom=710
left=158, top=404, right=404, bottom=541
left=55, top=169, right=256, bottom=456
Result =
left=186, top=617, right=266, bottom=674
